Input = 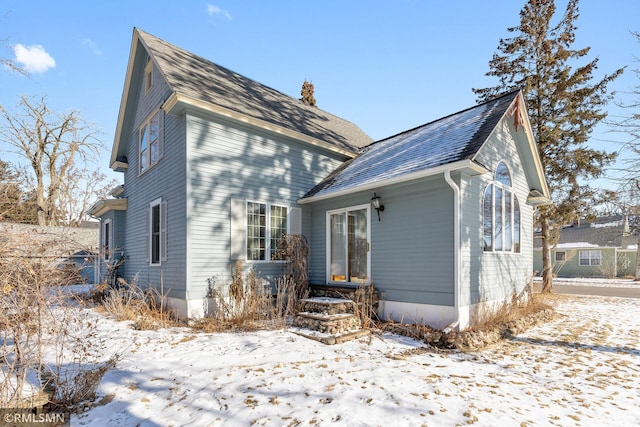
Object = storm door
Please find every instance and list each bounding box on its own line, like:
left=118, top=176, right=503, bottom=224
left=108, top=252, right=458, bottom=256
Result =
left=327, top=205, right=370, bottom=284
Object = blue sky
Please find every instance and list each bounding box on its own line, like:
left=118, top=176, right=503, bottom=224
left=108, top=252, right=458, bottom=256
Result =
left=1, top=1, right=638, bottom=187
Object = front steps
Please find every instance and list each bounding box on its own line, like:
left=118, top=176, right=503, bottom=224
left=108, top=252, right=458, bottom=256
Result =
left=291, top=296, right=370, bottom=345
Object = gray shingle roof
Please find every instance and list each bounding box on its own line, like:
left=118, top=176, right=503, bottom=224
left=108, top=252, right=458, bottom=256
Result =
left=534, top=216, right=638, bottom=249
left=0, top=222, right=99, bottom=258
left=137, top=29, right=372, bottom=152
left=302, top=91, right=520, bottom=200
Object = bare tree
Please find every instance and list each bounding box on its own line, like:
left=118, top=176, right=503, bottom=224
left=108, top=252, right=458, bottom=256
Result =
left=609, top=31, right=640, bottom=280
left=1, top=40, right=27, bottom=76
left=58, top=167, right=116, bottom=226
left=0, top=96, right=102, bottom=226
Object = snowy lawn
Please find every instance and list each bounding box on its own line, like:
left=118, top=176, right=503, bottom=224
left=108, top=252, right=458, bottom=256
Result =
left=71, top=293, right=640, bottom=426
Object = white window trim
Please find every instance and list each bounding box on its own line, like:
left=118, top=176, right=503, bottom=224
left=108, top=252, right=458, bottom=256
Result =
left=245, top=200, right=290, bottom=263
left=102, top=218, right=112, bottom=261
left=148, top=197, right=167, bottom=266
left=579, top=250, right=601, bottom=266
left=483, top=161, right=521, bottom=254
left=325, top=204, right=371, bottom=285
left=138, top=109, right=163, bottom=175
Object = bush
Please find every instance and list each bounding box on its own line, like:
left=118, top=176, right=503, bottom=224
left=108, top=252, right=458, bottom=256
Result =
left=467, top=281, right=556, bottom=332
left=196, top=262, right=302, bottom=332
left=0, top=226, right=120, bottom=410
left=99, top=278, right=179, bottom=330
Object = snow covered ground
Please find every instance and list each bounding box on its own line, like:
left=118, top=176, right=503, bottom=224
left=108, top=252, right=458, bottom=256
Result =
left=69, top=290, right=640, bottom=426
left=533, top=276, right=640, bottom=288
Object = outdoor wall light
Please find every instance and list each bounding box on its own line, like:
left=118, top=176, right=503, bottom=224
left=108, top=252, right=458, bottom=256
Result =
left=371, top=193, right=384, bottom=221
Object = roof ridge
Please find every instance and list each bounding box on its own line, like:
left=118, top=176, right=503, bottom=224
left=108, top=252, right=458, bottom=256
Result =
left=136, top=28, right=371, bottom=144
left=362, top=89, right=520, bottom=151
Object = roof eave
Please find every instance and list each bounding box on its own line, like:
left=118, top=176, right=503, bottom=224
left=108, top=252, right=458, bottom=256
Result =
left=88, top=198, right=128, bottom=218
left=110, top=160, right=128, bottom=172
left=162, top=93, right=357, bottom=159
left=298, top=159, right=488, bottom=204
left=516, top=93, right=551, bottom=201
left=526, top=188, right=552, bottom=206
left=110, top=28, right=142, bottom=168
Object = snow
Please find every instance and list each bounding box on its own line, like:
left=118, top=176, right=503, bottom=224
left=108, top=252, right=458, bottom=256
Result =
left=590, top=220, right=623, bottom=228
left=555, top=242, right=599, bottom=248
left=60, top=288, right=640, bottom=426
left=533, top=277, right=640, bottom=288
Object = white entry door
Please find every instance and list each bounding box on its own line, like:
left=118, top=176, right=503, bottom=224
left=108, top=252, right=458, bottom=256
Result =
left=327, top=205, right=370, bottom=284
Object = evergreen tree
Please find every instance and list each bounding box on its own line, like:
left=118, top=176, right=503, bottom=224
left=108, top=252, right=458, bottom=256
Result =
left=0, top=160, right=37, bottom=223
left=474, top=0, right=623, bottom=293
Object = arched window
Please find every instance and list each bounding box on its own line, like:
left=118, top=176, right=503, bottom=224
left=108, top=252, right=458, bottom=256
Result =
left=483, top=162, right=521, bottom=253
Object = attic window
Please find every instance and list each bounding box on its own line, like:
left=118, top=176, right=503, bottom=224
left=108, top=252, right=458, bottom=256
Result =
left=139, top=110, right=163, bottom=174
left=144, top=58, right=153, bottom=94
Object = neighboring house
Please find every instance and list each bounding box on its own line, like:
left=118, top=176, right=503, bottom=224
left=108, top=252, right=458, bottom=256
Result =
left=89, top=28, right=550, bottom=330
left=0, top=222, right=99, bottom=283
left=533, top=216, right=638, bottom=278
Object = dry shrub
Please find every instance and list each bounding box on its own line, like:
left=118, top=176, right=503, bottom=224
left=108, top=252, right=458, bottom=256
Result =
left=194, top=262, right=302, bottom=332
left=101, top=282, right=146, bottom=321
left=468, top=281, right=556, bottom=332
left=276, top=234, right=309, bottom=299
left=197, top=235, right=311, bottom=333
left=46, top=356, right=118, bottom=411
left=100, top=278, right=179, bottom=330
left=0, top=225, right=120, bottom=410
left=352, top=283, right=378, bottom=329
left=43, top=303, right=121, bottom=411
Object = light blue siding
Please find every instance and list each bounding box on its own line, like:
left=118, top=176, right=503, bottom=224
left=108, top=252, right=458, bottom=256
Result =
left=469, top=119, right=535, bottom=304
left=308, top=176, right=456, bottom=306
left=119, top=57, right=188, bottom=299
left=185, top=112, right=347, bottom=299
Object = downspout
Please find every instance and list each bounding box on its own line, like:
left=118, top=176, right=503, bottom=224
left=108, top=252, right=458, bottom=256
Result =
left=444, top=170, right=462, bottom=330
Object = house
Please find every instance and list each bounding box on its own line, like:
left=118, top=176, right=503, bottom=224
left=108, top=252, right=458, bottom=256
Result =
left=89, top=28, right=550, bottom=330
left=533, top=216, right=638, bottom=278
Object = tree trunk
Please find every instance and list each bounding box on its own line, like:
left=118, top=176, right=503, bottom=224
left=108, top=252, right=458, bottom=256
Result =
left=540, top=217, right=554, bottom=293
left=35, top=171, right=47, bottom=226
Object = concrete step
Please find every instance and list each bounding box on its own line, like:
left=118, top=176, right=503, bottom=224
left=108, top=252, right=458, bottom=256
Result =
left=290, top=326, right=371, bottom=345
left=299, top=297, right=356, bottom=315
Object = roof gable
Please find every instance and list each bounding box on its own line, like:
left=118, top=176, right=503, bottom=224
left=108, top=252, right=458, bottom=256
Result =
left=110, top=28, right=372, bottom=168
left=473, top=91, right=549, bottom=203
left=301, top=91, right=547, bottom=202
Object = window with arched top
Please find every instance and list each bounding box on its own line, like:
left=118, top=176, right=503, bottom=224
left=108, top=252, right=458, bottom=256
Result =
left=483, top=162, right=521, bottom=253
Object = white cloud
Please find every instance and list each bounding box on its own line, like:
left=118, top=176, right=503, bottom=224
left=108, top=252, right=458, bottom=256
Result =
left=13, top=44, right=56, bottom=73
left=81, top=38, right=102, bottom=56
left=206, top=3, right=232, bottom=20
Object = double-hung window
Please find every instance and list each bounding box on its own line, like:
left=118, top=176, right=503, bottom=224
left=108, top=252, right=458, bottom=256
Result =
left=147, top=198, right=167, bottom=266
left=483, top=162, right=521, bottom=253
left=579, top=250, right=601, bottom=266
left=102, top=218, right=112, bottom=261
left=139, top=110, right=162, bottom=174
left=230, top=199, right=301, bottom=262
left=246, top=201, right=288, bottom=261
